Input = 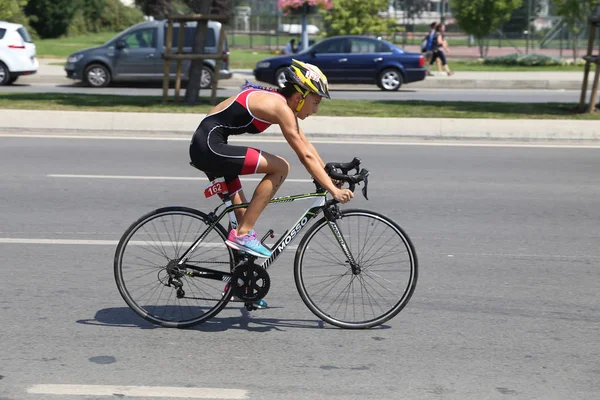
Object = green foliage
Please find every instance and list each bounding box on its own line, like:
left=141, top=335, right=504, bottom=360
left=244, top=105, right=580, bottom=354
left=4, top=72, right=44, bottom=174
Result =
left=483, top=53, right=565, bottom=66
left=0, top=0, right=27, bottom=22
left=66, top=0, right=144, bottom=37
left=135, top=0, right=173, bottom=18
left=25, top=0, right=82, bottom=38
left=450, top=0, right=522, bottom=57
left=552, top=0, right=600, bottom=59
left=502, top=0, right=544, bottom=34
left=323, top=0, right=397, bottom=37
left=553, top=0, right=600, bottom=36
left=450, top=0, right=522, bottom=39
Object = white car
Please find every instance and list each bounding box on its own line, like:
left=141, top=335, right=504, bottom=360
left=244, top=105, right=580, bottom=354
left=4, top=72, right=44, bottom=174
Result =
left=0, top=21, right=38, bottom=85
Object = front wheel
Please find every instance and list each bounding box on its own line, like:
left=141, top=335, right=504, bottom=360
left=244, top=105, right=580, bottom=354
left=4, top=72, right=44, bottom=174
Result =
left=275, top=67, right=288, bottom=88
left=84, top=63, right=111, bottom=87
left=114, top=206, right=235, bottom=328
left=294, top=209, right=418, bottom=329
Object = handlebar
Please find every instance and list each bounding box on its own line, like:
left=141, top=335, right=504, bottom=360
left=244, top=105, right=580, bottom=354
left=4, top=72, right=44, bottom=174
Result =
left=323, top=157, right=370, bottom=200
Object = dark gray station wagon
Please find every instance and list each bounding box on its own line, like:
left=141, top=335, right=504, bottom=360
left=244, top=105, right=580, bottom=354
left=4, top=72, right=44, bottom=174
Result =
left=65, top=20, right=232, bottom=88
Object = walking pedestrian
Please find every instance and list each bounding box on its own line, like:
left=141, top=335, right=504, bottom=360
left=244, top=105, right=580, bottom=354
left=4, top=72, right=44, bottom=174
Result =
left=429, top=23, right=454, bottom=77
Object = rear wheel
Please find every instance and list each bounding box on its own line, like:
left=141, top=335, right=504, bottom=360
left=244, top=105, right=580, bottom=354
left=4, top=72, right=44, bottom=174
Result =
left=200, top=66, right=214, bottom=89
left=378, top=68, right=403, bottom=91
left=84, top=63, right=111, bottom=87
left=0, top=62, right=10, bottom=85
left=7, top=76, right=18, bottom=85
left=114, top=207, right=235, bottom=328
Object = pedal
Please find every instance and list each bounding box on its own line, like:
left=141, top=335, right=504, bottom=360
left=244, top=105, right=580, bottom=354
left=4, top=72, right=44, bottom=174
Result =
left=260, top=229, right=275, bottom=244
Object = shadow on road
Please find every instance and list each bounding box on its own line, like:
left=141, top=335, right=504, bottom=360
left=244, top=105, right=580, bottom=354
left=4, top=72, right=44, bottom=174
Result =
left=77, top=307, right=390, bottom=332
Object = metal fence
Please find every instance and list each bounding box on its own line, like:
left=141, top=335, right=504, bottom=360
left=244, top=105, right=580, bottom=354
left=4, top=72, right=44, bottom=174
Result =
left=223, top=4, right=596, bottom=58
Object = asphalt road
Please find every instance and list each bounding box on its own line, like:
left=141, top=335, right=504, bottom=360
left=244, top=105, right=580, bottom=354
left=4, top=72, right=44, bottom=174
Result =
left=1, top=133, right=599, bottom=400
left=3, top=76, right=591, bottom=103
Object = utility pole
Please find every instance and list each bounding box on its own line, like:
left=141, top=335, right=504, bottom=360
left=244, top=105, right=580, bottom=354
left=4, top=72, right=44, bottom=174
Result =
left=526, top=0, right=532, bottom=54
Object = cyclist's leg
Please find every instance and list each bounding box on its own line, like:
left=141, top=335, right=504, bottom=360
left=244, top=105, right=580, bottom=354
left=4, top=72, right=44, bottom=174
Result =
left=203, top=171, right=248, bottom=226
left=236, top=151, right=289, bottom=236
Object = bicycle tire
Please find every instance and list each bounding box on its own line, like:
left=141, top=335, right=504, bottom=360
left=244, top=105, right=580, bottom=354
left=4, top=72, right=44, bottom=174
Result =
left=114, top=206, right=234, bottom=328
left=294, top=209, right=418, bottom=329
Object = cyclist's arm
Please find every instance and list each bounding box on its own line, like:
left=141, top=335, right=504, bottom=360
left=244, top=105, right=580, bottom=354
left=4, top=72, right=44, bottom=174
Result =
left=249, top=94, right=352, bottom=202
left=297, top=125, right=326, bottom=169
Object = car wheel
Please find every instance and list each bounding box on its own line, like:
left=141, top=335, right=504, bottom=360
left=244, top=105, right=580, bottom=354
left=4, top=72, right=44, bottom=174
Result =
left=200, top=66, right=214, bottom=89
left=0, top=62, right=10, bottom=85
left=275, top=67, right=288, bottom=88
left=8, top=76, right=18, bottom=85
left=378, top=68, right=403, bottom=91
left=84, top=64, right=111, bottom=87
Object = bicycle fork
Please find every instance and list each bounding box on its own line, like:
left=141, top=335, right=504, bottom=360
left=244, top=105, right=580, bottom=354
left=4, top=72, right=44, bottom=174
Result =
left=324, top=206, right=360, bottom=274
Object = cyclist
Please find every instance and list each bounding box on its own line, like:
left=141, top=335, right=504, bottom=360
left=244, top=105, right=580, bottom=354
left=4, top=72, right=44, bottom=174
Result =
left=189, top=59, right=354, bottom=259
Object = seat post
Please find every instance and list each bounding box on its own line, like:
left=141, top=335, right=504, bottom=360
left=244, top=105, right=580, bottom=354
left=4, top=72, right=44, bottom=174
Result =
left=221, top=192, right=239, bottom=230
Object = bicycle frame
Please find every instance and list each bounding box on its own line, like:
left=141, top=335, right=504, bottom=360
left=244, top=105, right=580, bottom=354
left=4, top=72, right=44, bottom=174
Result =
left=176, top=190, right=356, bottom=274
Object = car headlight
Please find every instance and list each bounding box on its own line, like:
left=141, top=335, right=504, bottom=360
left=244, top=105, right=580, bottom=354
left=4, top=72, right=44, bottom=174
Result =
left=67, top=54, right=84, bottom=63
left=256, top=61, right=270, bottom=69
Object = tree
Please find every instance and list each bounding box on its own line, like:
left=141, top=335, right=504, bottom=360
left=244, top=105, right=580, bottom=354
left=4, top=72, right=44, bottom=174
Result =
left=450, top=0, right=522, bottom=58
left=393, top=0, right=429, bottom=24
left=135, top=0, right=173, bottom=18
left=25, top=0, right=82, bottom=38
left=502, top=0, right=543, bottom=36
left=323, top=0, right=396, bottom=37
left=0, top=0, right=27, bottom=22
left=553, top=0, right=600, bottom=60
left=183, top=0, right=232, bottom=105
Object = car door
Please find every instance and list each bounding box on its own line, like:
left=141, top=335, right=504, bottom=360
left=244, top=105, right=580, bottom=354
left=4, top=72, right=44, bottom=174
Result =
left=304, top=38, right=350, bottom=82
left=113, top=28, right=159, bottom=78
left=344, top=38, right=391, bottom=83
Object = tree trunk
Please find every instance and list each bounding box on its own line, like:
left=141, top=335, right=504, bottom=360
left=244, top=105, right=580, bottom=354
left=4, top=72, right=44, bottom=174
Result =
left=477, top=37, right=489, bottom=59
left=184, top=0, right=212, bottom=105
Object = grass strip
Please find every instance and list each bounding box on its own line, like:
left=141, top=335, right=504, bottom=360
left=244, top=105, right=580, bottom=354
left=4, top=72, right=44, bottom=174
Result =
left=1, top=92, right=598, bottom=120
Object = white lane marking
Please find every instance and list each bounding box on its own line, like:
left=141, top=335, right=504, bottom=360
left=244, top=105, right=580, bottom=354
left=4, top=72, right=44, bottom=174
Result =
left=0, top=238, right=215, bottom=246
left=2, top=133, right=600, bottom=148
left=27, top=384, right=247, bottom=399
left=47, top=174, right=312, bottom=182
left=0, top=238, right=290, bottom=249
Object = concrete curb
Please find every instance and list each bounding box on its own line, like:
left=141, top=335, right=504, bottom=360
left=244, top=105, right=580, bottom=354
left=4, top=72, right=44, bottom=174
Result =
left=1, top=110, right=598, bottom=141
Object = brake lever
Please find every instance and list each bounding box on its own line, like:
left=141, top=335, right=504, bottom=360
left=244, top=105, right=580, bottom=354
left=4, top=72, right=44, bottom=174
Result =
left=361, top=169, right=369, bottom=200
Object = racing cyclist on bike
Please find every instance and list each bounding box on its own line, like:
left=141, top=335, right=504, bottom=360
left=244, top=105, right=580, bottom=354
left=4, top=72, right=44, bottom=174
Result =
left=189, top=60, right=353, bottom=260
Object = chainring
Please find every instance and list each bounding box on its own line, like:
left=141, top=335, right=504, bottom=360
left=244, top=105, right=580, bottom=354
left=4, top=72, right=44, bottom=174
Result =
left=230, top=262, right=270, bottom=301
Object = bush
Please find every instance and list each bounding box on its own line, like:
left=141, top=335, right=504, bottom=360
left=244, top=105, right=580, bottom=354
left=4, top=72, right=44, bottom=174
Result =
left=483, top=53, right=565, bottom=66
left=65, top=0, right=144, bottom=37
left=483, top=53, right=520, bottom=66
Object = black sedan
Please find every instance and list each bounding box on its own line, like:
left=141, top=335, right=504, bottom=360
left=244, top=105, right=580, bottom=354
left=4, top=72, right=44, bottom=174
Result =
left=253, top=35, right=426, bottom=91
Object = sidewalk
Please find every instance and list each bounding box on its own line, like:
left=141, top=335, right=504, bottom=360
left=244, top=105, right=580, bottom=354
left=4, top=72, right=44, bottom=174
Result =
left=28, top=59, right=587, bottom=91
left=1, top=109, right=598, bottom=142
left=232, top=68, right=586, bottom=90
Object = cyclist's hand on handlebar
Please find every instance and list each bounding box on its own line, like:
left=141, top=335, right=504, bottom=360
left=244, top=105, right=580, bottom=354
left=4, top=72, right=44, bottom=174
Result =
left=332, top=178, right=344, bottom=188
left=332, top=188, right=354, bottom=204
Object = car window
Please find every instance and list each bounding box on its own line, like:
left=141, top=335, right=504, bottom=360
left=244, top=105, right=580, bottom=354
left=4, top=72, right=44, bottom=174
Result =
left=312, top=39, right=347, bottom=54
left=165, top=26, right=216, bottom=49
left=17, top=27, right=33, bottom=43
left=350, top=39, right=382, bottom=54
left=123, top=28, right=156, bottom=49
left=375, top=41, right=393, bottom=53
left=0, top=28, right=6, bottom=40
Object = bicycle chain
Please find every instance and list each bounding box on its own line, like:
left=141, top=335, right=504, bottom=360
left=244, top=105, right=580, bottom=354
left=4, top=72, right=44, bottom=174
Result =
left=182, top=295, right=245, bottom=303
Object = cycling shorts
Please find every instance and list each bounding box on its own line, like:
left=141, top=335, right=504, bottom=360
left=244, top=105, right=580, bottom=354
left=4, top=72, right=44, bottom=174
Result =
left=189, top=127, right=262, bottom=195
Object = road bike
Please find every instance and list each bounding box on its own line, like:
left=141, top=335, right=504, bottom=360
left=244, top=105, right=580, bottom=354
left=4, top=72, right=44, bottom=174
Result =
left=114, top=158, right=418, bottom=329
